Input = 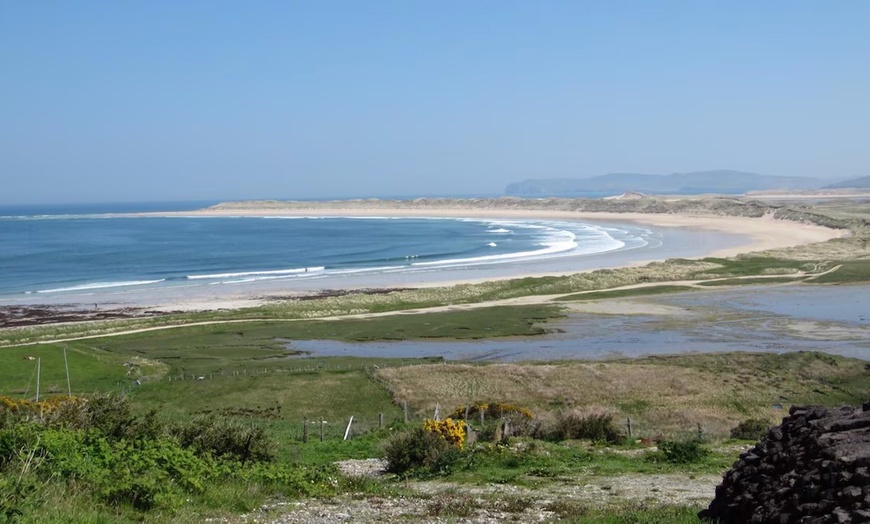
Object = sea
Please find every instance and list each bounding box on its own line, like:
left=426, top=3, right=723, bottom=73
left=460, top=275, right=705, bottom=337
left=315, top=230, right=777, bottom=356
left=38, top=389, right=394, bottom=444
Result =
left=0, top=201, right=674, bottom=302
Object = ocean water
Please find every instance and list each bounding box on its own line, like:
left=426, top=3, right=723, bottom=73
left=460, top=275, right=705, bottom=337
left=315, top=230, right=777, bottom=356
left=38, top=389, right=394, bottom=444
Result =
left=0, top=202, right=660, bottom=300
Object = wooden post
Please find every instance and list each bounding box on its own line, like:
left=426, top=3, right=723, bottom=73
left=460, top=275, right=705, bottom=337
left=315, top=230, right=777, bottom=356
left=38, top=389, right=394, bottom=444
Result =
left=302, top=417, right=309, bottom=443
left=344, top=416, right=354, bottom=441
left=35, top=358, right=41, bottom=402
left=320, top=419, right=325, bottom=442
left=434, top=403, right=440, bottom=420
left=480, top=409, right=485, bottom=426
left=626, top=417, right=633, bottom=439
left=697, top=423, right=703, bottom=440
left=464, top=406, right=470, bottom=422
left=403, top=401, right=408, bottom=423
left=379, top=412, right=384, bottom=429
left=63, top=348, right=71, bottom=396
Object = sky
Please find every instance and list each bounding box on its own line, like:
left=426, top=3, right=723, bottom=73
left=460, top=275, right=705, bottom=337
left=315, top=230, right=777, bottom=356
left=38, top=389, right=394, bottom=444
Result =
left=2, top=1, right=869, bottom=205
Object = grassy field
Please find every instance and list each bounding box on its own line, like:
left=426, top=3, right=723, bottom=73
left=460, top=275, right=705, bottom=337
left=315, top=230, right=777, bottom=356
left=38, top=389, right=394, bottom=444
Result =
left=555, top=285, right=696, bottom=301
left=377, top=352, right=870, bottom=439
left=809, top=259, right=870, bottom=283
left=695, top=276, right=806, bottom=287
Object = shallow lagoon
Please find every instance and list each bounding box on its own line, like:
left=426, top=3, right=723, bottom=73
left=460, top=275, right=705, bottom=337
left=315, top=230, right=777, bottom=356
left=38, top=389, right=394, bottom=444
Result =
left=287, top=284, right=870, bottom=361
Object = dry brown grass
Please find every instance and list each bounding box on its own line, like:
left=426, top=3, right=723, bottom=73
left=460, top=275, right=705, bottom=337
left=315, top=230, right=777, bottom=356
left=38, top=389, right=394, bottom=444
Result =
left=376, top=353, right=869, bottom=438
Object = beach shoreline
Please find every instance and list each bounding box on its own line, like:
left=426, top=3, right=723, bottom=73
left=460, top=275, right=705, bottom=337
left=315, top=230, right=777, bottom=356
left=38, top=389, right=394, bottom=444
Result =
left=1, top=202, right=848, bottom=314
left=156, top=205, right=845, bottom=259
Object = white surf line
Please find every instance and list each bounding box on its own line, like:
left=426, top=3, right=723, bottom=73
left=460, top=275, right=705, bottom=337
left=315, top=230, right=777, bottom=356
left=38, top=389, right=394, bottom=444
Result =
left=0, top=267, right=843, bottom=348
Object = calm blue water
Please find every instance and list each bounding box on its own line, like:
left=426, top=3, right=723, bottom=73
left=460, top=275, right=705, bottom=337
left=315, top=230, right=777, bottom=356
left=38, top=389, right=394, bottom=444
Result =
left=0, top=202, right=656, bottom=298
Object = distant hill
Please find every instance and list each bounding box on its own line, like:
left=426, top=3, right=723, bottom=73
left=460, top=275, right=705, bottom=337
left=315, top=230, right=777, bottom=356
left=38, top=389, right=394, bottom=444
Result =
left=505, top=170, right=823, bottom=197
left=823, top=175, right=870, bottom=189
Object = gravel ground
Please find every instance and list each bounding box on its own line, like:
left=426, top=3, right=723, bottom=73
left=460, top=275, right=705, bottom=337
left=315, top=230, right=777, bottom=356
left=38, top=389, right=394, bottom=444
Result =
left=227, top=459, right=722, bottom=523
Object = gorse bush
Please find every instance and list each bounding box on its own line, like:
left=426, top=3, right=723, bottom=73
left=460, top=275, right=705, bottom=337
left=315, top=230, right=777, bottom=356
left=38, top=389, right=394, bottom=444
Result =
left=421, top=418, right=466, bottom=449
left=730, top=418, right=771, bottom=441
left=175, top=416, right=275, bottom=463
left=545, top=413, right=623, bottom=443
left=655, top=439, right=709, bottom=464
left=383, top=428, right=456, bottom=475
left=383, top=418, right=468, bottom=476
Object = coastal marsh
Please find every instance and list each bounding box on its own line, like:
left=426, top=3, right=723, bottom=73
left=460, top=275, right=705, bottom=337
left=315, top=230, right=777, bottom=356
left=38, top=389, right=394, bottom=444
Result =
left=0, top=255, right=847, bottom=347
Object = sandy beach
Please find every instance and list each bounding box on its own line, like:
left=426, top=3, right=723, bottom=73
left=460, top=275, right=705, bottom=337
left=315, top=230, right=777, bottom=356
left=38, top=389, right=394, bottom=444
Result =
left=164, top=205, right=845, bottom=258
left=1, top=202, right=847, bottom=314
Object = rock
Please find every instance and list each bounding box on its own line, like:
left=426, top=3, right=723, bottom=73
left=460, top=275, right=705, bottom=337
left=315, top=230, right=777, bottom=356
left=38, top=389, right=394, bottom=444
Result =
left=700, top=404, right=870, bottom=523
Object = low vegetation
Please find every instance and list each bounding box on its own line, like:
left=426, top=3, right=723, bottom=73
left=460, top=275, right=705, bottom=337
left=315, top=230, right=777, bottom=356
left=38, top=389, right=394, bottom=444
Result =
left=377, top=352, right=870, bottom=438
left=0, top=394, right=343, bottom=522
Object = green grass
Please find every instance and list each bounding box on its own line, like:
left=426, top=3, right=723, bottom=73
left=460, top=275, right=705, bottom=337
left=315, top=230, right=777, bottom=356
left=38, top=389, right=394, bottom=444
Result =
left=2, top=305, right=562, bottom=387
left=544, top=501, right=702, bottom=523
left=445, top=440, right=736, bottom=486
left=696, top=276, right=806, bottom=286
left=555, top=285, right=695, bottom=301
left=809, top=259, right=870, bottom=283
left=0, top=344, right=133, bottom=396
left=693, top=257, right=811, bottom=277
left=1, top=305, right=565, bottom=466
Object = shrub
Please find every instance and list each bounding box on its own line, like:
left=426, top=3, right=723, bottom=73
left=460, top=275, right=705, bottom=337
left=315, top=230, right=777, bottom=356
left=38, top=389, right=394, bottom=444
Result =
left=450, top=403, right=534, bottom=421
left=730, top=418, right=771, bottom=441
left=657, top=439, right=709, bottom=464
left=172, top=416, right=275, bottom=463
left=421, top=418, right=466, bottom=449
left=547, top=413, right=623, bottom=443
left=383, top=428, right=457, bottom=475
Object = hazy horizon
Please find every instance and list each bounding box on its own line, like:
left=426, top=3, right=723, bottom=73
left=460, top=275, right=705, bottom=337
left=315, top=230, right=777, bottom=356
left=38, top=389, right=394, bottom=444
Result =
left=3, top=2, right=868, bottom=205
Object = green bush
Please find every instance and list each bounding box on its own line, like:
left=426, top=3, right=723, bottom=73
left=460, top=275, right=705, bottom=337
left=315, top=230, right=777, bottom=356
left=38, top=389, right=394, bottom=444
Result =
left=0, top=393, right=286, bottom=519
left=383, top=428, right=458, bottom=476
left=172, top=416, right=275, bottom=463
left=545, top=413, right=623, bottom=443
left=730, top=418, right=771, bottom=441
left=656, top=439, right=709, bottom=464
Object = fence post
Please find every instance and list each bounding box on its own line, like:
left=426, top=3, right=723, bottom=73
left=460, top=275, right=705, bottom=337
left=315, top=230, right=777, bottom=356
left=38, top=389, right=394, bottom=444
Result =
left=626, top=417, right=633, bottom=439
left=344, top=416, right=354, bottom=441
left=379, top=412, right=384, bottom=429
left=434, top=403, right=440, bottom=420
left=302, top=417, right=309, bottom=443
left=403, top=401, right=408, bottom=423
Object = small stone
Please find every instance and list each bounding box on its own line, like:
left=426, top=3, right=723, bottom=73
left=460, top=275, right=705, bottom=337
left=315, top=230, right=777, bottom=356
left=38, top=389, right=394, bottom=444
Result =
left=841, top=486, right=863, bottom=499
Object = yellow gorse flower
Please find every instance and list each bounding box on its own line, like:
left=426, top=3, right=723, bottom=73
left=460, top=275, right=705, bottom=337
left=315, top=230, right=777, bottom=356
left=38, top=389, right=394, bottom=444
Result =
left=0, top=395, right=83, bottom=416
left=422, top=418, right=466, bottom=449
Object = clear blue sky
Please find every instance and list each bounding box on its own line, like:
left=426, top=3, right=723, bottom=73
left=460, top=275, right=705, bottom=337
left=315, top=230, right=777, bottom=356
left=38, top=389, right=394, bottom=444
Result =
left=2, top=1, right=868, bottom=204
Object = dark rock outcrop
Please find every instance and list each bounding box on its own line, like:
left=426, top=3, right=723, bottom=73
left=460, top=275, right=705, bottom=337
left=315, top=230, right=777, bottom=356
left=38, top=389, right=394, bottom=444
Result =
left=701, top=403, right=870, bottom=523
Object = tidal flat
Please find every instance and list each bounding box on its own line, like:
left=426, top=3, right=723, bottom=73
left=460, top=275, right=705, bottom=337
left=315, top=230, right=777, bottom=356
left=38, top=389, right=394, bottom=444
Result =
left=287, top=284, right=870, bottom=361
